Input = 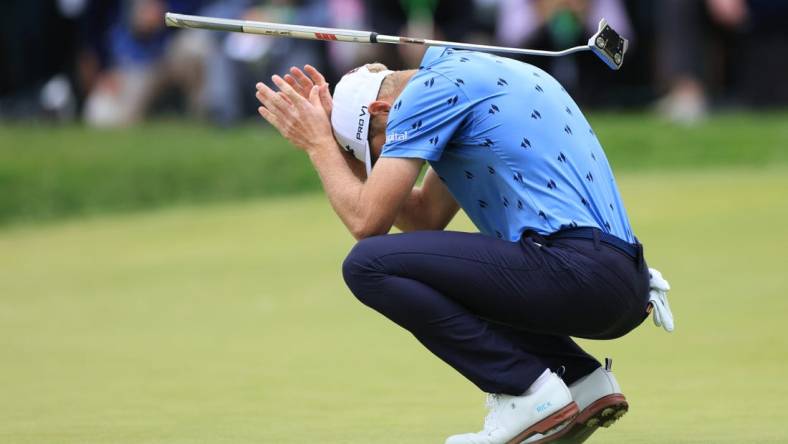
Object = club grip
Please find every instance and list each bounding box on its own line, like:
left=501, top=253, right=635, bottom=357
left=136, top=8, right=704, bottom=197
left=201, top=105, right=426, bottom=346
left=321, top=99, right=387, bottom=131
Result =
left=165, top=12, right=244, bottom=33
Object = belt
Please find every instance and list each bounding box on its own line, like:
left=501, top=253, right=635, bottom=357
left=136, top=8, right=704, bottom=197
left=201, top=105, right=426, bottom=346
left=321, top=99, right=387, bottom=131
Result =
left=545, top=227, right=642, bottom=261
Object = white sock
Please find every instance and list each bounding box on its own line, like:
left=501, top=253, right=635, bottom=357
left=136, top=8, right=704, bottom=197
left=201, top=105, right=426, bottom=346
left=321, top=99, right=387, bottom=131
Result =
left=524, top=369, right=552, bottom=395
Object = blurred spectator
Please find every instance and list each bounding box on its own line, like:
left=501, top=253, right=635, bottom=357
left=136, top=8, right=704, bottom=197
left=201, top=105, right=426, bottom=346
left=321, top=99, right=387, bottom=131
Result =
left=362, top=0, right=475, bottom=70
left=82, top=0, right=209, bottom=127
left=322, top=0, right=369, bottom=81
left=657, top=0, right=788, bottom=123
left=0, top=0, right=85, bottom=121
left=495, top=0, right=633, bottom=100
left=198, top=0, right=334, bottom=125
left=2, top=0, right=787, bottom=125
left=77, top=1, right=119, bottom=113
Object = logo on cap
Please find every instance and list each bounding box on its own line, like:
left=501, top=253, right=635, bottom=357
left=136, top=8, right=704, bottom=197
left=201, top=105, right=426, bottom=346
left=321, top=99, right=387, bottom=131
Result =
left=355, top=106, right=368, bottom=141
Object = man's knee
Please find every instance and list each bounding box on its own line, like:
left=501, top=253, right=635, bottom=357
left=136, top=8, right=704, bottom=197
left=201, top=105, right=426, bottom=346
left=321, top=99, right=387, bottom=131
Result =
left=341, top=236, right=386, bottom=297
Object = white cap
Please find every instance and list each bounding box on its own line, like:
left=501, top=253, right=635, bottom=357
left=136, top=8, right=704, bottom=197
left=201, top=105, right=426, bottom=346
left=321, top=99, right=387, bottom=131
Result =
left=331, top=66, right=393, bottom=174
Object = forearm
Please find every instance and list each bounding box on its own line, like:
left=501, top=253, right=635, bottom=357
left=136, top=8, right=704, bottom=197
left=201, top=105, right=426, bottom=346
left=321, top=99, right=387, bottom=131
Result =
left=395, top=189, right=457, bottom=231
left=307, top=142, right=369, bottom=238
left=395, top=169, right=459, bottom=232
left=395, top=188, right=428, bottom=232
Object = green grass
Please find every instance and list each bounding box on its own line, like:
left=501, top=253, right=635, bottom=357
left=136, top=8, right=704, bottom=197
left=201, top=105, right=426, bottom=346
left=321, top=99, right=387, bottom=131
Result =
left=590, top=112, right=788, bottom=170
left=1, top=167, right=787, bottom=443
left=1, top=112, right=787, bottom=225
left=0, top=122, right=314, bottom=225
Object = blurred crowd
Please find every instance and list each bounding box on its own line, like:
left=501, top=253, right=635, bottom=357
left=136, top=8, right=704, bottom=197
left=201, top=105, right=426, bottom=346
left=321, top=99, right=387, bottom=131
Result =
left=1, top=0, right=787, bottom=126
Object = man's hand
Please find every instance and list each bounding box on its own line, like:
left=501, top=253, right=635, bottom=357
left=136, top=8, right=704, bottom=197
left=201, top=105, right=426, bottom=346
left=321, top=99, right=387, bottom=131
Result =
left=283, top=65, right=333, bottom=117
left=254, top=67, right=423, bottom=240
left=255, top=75, right=334, bottom=153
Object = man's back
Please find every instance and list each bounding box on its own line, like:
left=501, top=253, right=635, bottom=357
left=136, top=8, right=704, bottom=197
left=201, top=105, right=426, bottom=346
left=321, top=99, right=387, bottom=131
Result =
left=382, top=47, right=635, bottom=243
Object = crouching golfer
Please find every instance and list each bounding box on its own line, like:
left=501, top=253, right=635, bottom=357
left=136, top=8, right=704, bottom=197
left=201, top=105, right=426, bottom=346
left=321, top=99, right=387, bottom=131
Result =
left=255, top=47, right=672, bottom=444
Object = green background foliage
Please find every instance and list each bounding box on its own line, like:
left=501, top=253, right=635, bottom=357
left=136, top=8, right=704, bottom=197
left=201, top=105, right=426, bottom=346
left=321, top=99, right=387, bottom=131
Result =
left=1, top=113, right=787, bottom=225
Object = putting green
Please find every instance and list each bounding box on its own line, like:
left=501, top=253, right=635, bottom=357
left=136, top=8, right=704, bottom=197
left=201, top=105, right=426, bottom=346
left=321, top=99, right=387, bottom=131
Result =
left=1, top=168, right=786, bottom=443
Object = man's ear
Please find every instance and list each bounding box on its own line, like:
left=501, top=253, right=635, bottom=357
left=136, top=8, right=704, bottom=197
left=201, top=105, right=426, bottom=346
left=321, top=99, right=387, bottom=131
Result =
left=368, top=100, right=392, bottom=116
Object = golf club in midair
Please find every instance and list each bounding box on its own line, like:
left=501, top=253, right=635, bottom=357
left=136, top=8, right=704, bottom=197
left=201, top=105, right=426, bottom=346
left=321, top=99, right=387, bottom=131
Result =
left=165, top=12, right=629, bottom=70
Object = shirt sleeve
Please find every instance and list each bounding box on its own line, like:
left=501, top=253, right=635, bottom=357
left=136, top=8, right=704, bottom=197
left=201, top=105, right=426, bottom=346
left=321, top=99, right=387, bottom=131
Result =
left=381, top=72, right=470, bottom=162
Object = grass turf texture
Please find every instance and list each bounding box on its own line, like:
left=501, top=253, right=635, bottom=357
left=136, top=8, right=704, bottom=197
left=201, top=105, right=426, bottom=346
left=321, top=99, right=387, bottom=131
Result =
left=1, top=112, right=787, bottom=225
left=2, top=168, right=787, bottom=443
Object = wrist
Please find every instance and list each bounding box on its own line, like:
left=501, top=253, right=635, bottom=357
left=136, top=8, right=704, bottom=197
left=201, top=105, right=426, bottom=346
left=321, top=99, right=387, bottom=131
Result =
left=306, top=137, right=337, bottom=158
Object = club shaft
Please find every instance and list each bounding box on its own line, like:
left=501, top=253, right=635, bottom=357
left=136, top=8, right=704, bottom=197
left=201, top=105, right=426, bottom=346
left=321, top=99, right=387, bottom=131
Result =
left=376, top=34, right=589, bottom=57
left=166, top=13, right=376, bottom=43
left=165, top=13, right=589, bottom=58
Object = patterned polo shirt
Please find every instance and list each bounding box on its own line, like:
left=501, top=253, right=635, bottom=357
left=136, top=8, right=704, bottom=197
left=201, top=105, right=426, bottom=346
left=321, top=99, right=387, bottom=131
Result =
left=380, top=47, right=635, bottom=243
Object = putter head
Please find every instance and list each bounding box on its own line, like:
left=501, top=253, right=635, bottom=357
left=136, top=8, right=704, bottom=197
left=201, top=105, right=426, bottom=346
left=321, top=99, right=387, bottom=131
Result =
left=588, top=18, right=628, bottom=70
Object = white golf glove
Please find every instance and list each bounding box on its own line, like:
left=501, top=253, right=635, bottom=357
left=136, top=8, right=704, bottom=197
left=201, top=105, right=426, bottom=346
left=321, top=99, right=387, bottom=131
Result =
left=648, top=268, right=674, bottom=332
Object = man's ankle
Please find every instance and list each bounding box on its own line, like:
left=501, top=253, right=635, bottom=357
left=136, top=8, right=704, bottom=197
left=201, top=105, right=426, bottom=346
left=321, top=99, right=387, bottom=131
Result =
left=523, top=368, right=553, bottom=395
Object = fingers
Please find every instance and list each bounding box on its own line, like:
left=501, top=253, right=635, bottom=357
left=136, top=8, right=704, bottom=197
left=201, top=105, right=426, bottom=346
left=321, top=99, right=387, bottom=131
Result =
left=289, top=67, right=315, bottom=93
left=271, top=75, right=308, bottom=108
left=273, top=85, right=294, bottom=106
left=279, top=91, right=293, bottom=106
left=257, top=105, right=279, bottom=126
left=318, top=83, right=333, bottom=114
left=304, top=64, right=326, bottom=86
left=255, top=82, right=293, bottom=116
left=281, top=65, right=328, bottom=104
left=256, top=72, right=324, bottom=124
left=308, top=85, right=321, bottom=108
left=283, top=74, right=305, bottom=96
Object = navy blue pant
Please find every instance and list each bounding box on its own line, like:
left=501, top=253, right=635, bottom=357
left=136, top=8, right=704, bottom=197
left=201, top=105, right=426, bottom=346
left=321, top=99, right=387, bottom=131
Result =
left=342, top=228, right=651, bottom=395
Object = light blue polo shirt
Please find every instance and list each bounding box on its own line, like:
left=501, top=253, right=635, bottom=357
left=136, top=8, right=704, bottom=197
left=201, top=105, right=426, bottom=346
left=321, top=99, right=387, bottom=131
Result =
left=381, top=47, right=635, bottom=243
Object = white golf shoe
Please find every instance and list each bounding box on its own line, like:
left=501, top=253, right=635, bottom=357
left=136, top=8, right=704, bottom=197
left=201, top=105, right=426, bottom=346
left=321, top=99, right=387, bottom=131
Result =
left=445, top=372, right=578, bottom=444
left=555, top=359, right=628, bottom=444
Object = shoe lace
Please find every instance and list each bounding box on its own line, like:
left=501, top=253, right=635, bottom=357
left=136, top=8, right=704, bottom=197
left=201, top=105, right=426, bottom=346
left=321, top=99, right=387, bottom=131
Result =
left=482, top=393, right=502, bottom=433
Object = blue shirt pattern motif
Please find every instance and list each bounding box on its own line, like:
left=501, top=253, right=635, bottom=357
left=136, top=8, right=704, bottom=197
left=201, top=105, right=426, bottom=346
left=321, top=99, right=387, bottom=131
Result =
left=381, top=47, right=635, bottom=243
